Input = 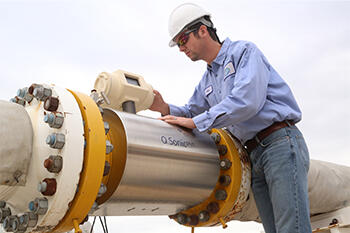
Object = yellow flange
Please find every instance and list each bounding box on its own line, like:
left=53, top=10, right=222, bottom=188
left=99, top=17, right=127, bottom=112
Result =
left=96, top=109, right=127, bottom=205
left=53, top=90, right=106, bottom=233
left=172, top=128, right=243, bottom=227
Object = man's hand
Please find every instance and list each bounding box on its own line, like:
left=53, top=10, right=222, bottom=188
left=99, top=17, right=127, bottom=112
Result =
left=149, top=90, right=170, bottom=116
left=159, top=115, right=196, bottom=129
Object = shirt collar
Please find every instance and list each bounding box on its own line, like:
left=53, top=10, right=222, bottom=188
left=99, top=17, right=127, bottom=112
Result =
left=207, top=38, right=231, bottom=71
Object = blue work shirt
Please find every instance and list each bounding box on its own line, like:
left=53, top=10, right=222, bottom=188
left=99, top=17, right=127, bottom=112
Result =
left=169, top=38, right=302, bottom=143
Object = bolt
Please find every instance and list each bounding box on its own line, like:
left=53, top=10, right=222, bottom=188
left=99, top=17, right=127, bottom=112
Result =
left=106, top=140, right=114, bottom=154
left=210, top=133, right=221, bottom=144
left=28, top=84, right=40, bottom=95
left=0, top=207, right=11, bottom=223
left=19, top=212, right=38, bottom=228
left=219, top=158, right=232, bottom=170
left=17, top=88, right=26, bottom=98
left=30, top=197, right=48, bottom=215
left=44, top=113, right=54, bottom=124
left=103, top=161, right=111, bottom=176
left=11, top=216, right=24, bottom=232
left=37, top=181, right=47, bottom=193
left=206, top=202, right=219, bottom=214
left=99, top=106, right=104, bottom=116
left=198, top=211, right=210, bottom=222
left=97, top=183, right=107, bottom=197
left=219, top=175, right=231, bottom=186
left=46, top=133, right=65, bottom=149
left=10, top=97, right=26, bottom=106
left=217, top=145, right=228, bottom=156
left=3, top=215, right=16, bottom=232
left=104, top=122, right=110, bottom=135
left=215, top=189, right=227, bottom=201
left=33, top=86, right=52, bottom=101
left=188, top=215, right=199, bottom=226
left=176, top=213, right=188, bottom=225
left=44, top=155, right=63, bottom=173
left=28, top=202, right=35, bottom=212
left=44, top=96, right=59, bottom=112
left=0, top=201, right=6, bottom=208
left=38, top=178, right=57, bottom=196
left=44, top=113, right=64, bottom=129
left=90, top=90, right=99, bottom=103
left=18, top=87, right=34, bottom=103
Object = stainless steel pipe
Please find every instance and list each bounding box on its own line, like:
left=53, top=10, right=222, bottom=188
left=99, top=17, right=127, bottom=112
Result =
left=94, top=110, right=220, bottom=216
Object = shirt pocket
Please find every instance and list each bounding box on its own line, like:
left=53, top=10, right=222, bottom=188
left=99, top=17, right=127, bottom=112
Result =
left=205, top=91, right=217, bottom=106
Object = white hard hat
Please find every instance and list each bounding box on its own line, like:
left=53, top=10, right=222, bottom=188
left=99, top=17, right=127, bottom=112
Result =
left=168, top=3, right=211, bottom=47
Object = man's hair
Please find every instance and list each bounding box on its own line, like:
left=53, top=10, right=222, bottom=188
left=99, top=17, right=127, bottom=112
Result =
left=188, top=16, right=221, bottom=44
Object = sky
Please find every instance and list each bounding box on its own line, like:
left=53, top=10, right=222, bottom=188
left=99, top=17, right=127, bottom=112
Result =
left=0, top=0, right=349, bottom=232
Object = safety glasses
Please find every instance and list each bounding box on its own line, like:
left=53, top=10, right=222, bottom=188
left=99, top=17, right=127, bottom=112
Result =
left=176, top=28, right=197, bottom=47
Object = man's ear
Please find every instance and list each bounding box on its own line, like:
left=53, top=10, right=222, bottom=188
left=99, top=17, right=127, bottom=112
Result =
left=198, top=25, right=208, bottom=38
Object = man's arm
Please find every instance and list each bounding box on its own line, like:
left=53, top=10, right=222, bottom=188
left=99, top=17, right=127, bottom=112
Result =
left=193, top=44, right=270, bottom=132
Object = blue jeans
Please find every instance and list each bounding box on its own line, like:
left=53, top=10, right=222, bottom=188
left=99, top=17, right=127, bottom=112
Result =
left=249, top=125, right=312, bottom=233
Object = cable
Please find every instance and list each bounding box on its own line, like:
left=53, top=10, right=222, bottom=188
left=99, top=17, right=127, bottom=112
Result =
left=89, top=216, right=96, bottom=233
left=104, top=216, right=109, bottom=233
left=99, top=216, right=107, bottom=233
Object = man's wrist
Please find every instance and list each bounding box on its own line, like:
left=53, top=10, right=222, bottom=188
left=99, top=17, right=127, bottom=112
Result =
left=161, top=104, right=170, bottom=116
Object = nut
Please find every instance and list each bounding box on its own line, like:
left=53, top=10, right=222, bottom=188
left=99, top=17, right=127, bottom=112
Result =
left=219, top=158, right=232, bottom=170
left=219, top=175, right=231, bottom=186
left=46, top=133, right=65, bottom=149
left=97, top=184, right=107, bottom=197
left=198, top=210, right=210, bottom=222
left=210, top=133, right=221, bottom=144
left=44, top=155, right=63, bottom=173
left=217, top=145, right=228, bottom=156
left=38, top=178, right=57, bottom=196
left=104, top=122, right=110, bottom=135
left=33, top=86, right=52, bottom=101
left=3, top=215, right=17, bottom=232
left=0, top=207, right=11, bottom=223
left=103, top=161, right=111, bottom=176
left=44, top=96, right=59, bottom=112
left=176, top=213, right=188, bottom=225
left=188, top=215, right=199, bottom=226
left=215, top=189, right=227, bottom=201
left=206, top=202, right=219, bottom=214
left=30, top=198, right=48, bottom=215
left=44, top=113, right=64, bottom=129
left=106, top=140, right=114, bottom=154
left=0, top=201, right=6, bottom=208
left=19, top=212, right=38, bottom=228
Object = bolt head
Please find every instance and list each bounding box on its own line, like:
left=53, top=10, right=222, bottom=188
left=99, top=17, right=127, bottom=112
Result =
left=176, top=213, right=188, bottom=225
left=28, top=201, right=35, bottom=212
left=210, top=133, right=221, bottom=144
left=106, top=140, right=114, bottom=154
left=46, top=135, right=55, bottom=145
left=206, top=202, right=219, bottom=214
left=215, top=189, right=227, bottom=201
left=198, top=211, right=210, bottom=222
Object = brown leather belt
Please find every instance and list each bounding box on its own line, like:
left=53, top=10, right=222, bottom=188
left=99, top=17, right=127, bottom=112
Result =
left=244, top=120, right=295, bottom=154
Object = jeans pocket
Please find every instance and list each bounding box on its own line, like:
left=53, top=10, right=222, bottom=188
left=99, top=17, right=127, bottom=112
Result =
left=260, top=135, right=290, bottom=149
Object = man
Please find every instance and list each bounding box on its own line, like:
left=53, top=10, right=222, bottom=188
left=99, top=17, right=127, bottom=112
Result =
left=150, top=3, right=312, bottom=233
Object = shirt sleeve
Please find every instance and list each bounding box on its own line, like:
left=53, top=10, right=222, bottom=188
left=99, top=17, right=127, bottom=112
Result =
left=169, top=83, right=210, bottom=118
left=193, top=44, right=270, bottom=132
